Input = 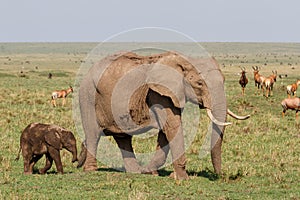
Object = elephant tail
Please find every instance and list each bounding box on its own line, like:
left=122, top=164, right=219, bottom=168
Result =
left=77, top=141, right=87, bottom=168
left=15, top=146, right=21, bottom=161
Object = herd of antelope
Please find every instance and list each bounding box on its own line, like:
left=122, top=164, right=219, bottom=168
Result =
left=239, top=66, right=299, bottom=120
left=249, top=66, right=277, bottom=97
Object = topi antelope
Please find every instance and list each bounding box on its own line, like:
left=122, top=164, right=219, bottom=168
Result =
left=263, top=70, right=277, bottom=97
left=252, top=66, right=265, bottom=95
left=281, top=97, right=300, bottom=120
left=239, top=67, right=248, bottom=95
left=286, top=79, right=300, bottom=98
left=51, top=86, right=73, bottom=107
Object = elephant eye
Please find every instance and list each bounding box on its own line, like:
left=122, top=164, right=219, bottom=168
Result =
left=197, top=81, right=203, bottom=87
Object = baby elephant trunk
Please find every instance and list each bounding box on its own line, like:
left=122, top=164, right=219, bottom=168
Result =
left=65, top=144, right=78, bottom=163
left=72, top=150, right=78, bottom=163
left=63, top=132, right=78, bottom=163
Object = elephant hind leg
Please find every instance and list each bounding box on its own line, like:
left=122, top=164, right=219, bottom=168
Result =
left=143, top=130, right=170, bottom=174
left=39, top=153, right=53, bottom=174
left=28, top=154, right=43, bottom=174
left=23, top=158, right=32, bottom=174
left=83, top=134, right=101, bottom=172
left=113, top=134, right=142, bottom=173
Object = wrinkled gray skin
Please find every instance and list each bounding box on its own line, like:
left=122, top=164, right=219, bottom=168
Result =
left=16, top=123, right=78, bottom=174
left=77, top=51, right=236, bottom=180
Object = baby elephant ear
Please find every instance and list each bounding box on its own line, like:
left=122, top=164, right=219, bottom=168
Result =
left=45, top=130, right=62, bottom=150
left=147, top=63, right=186, bottom=109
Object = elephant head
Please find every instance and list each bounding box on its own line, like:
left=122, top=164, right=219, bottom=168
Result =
left=46, top=125, right=78, bottom=163
left=141, top=52, right=244, bottom=174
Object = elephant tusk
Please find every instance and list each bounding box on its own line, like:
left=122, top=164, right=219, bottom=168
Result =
left=206, top=109, right=232, bottom=126
left=227, top=109, right=250, bottom=120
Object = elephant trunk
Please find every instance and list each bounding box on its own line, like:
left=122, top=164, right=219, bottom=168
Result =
left=77, top=141, right=87, bottom=168
left=72, top=150, right=78, bottom=163
left=206, top=75, right=227, bottom=175
left=210, top=122, right=224, bottom=175
left=210, top=106, right=226, bottom=175
left=66, top=144, right=78, bottom=163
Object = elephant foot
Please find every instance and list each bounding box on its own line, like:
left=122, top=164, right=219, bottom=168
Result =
left=169, top=171, right=189, bottom=180
left=141, top=169, right=159, bottom=176
left=83, top=161, right=98, bottom=172
left=39, top=169, right=46, bottom=174
left=24, top=171, right=32, bottom=175
left=123, top=157, right=143, bottom=173
left=83, top=151, right=98, bottom=172
left=83, top=165, right=98, bottom=172
left=151, top=170, right=159, bottom=176
left=141, top=164, right=160, bottom=176
left=171, top=156, right=188, bottom=180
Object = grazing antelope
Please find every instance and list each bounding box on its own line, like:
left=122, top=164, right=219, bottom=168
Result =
left=286, top=79, right=300, bottom=98
left=51, top=86, right=73, bottom=107
left=252, top=66, right=265, bottom=94
left=263, top=70, right=277, bottom=97
left=281, top=97, right=300, bottom=120
left=239, top=67, right=248, bottom=95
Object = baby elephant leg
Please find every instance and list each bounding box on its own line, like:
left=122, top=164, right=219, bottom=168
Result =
left=39, top=153, right=53, bottom=174
left=29, top=155, right=43, bottom=173
left=22, top=148, right=33, bottom=174
left=48, top=146, right=63, bottom=174
left=23, top=154, right=42, bottom=174
left=23, top=157, right=32, bottom=175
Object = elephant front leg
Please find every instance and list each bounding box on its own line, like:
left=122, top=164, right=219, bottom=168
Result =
left=48, top=146, right=63, bottom=174
left=149, top=94, right=188, bottom=180
left=39, top=153, right=53, bottom=174
left=143, top=130, right=170, bottom=175
left=113, top=134, right=142, bottom=173
left=163, top=108, right=188, bottom=180
left=84, top=134, right=101, bottom=172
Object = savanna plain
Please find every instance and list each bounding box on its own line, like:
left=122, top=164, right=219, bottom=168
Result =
left=0, top=43, right=299, bottom=199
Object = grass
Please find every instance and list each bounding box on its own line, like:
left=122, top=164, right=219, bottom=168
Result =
left=0, top=43, right=299, bottom=199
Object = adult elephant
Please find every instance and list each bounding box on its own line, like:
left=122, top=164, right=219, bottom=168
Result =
left=77, top=51, right=249, bottom=180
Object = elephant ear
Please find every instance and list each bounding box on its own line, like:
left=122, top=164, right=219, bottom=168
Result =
left=45, top=129, right=62, bottom=150
left=146, top=63, right=186, bottom=108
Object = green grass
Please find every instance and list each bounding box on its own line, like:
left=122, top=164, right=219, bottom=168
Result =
left=0, top=43, right=299, bottom=199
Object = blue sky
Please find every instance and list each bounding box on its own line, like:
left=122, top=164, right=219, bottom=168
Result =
left=1, top=0, right=299, bottom=42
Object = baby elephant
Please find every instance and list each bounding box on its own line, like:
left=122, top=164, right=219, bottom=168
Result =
left=16, top=123, right=78, bottom=174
